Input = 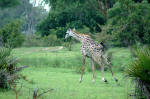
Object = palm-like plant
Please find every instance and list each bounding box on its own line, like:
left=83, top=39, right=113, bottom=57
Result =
left=0, top=47, right=13, bottom=88
left=0, top=47, right=27, bottom=89
left=125, top=47, right=150, bottom=99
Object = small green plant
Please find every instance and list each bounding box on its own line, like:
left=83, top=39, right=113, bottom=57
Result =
left=125, top=46, right=150, bottom=99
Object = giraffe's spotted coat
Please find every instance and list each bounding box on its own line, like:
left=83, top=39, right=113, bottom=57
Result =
left=65, top=28, right=118, bottom=83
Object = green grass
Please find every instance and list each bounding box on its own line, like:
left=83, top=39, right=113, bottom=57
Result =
left=12, top=44, right=132, bottom=72
left=0, top=67, right=132, bottom=99
left=0, top=44, right=134, bottom=99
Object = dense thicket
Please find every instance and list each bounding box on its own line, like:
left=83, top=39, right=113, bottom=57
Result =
left=0, top=0, right=19, bottom=8
left=0, top=20, right=24, bottom=48
left=38, top=0, right=150, bottom=47
left=106, top=0, right=150, bottom=46
left=37, top=0, right=108, bottom=38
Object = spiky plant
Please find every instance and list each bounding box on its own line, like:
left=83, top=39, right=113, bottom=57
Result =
left=0, top=47, right=27, bottom=89
left=125, top=47, right=150, bottom=99
left=0, top=47, right=12, bottom=88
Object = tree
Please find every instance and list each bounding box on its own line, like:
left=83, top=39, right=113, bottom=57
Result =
left=0, top=20, right=24, bottom=48
left=0, top=0, right=20, bottom=27
left=87, top=0, right=116, bottom=20
left=0, top=0, right=19, bottom=8
left=37, top=0, right=106, bottom=37
left=103, top=0, right=150, bottom=46
left=0, top=0, right=48, bottom=34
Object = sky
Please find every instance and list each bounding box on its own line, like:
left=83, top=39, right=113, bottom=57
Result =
left=30, top=0, right=50, bottom=11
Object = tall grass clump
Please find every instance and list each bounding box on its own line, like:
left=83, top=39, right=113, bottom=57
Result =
left=125, top=47, right=150, bottom=99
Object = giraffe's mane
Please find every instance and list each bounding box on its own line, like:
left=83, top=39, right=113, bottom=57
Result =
left=72, top=30, right=90, bottom=37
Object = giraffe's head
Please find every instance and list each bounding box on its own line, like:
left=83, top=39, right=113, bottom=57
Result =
left=65, top=28, right=75, bottom=39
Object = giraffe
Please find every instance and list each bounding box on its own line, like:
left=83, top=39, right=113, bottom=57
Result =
left=65, top=28, right=118, bottom=83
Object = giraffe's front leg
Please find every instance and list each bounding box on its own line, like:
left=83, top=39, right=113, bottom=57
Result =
left=79, top=55, right=86, bottom=83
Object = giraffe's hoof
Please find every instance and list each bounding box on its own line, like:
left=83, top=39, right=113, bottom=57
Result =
left=102, top=78, right=108, bottom=83
left=79, top=79, right=82, bottom=83
left=92, top=80, right=95, bottom=83
left=104, top=79, right=108, bottom=83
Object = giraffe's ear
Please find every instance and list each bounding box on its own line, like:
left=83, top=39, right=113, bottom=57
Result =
left=67, top=28, right=71, bottom=32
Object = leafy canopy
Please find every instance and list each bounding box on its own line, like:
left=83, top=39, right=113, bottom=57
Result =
left=0, top=20, right=24, bottom=48
left=105, top=0, right=150, bottom=46
left=0, top=0, right=19, bottom=8
left=37, top=0, right=106, bottom=38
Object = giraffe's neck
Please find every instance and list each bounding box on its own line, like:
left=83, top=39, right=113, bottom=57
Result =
left=71, top=31, right=88, bottom=42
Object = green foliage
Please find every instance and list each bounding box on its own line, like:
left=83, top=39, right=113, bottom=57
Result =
left=42, top=34, right=62, bottom=46
left=0, top=47, right=12, bottom=70
left=92, top=25, right=114, bottom=47
left=0, top=0, right=48, bottom=34
left=0, top=47, right=14, bottom=88
left=0, top=47, right=28, bottom=89
left=105, top=0, right=150, bottom=46
left=0, top=20, right=24, bottom=48
left=0, top=0, right=19, bottom=8
left=23, top=34, right=62, bottom=47
left=125, top=46, right=150, bottom=99
left=126, top=47, right=150, bottom=82
left=23, top=34, right=42, bottom=47
left=36, top=0, right=105, bottom=38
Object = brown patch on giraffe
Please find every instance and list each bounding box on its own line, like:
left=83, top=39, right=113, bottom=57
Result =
left=72, top=30, right=90, bottom=37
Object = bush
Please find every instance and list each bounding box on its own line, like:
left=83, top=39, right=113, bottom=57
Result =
left=42, top=34, right=62, bottom=46
left=23, top=34, right=63, bottom=47
left=0, top=20, right=24, bottom=48
left=0, top=47, right=27, bottom=89
left=0, top=47, right=14, bottom=88
left=105, top=0, right=150, bottom=46
left=125, top=46, right=150, bottom=99
left=23, top=34, right=43, bottom=47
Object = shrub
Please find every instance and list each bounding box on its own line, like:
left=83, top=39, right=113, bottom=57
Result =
left=0, top=47, right=27, bottom=89
left=125, top=46, right=150, bottom=99
left=0, top=20, right=24, bottom=48
left=23, top=34, right=63, bottom=47
left=106, top=1, right=150, bottom=46
left=63, top=41, right=73, bottom=51
left=42, top=34, right=62, bottom=46
left=23, top=34, right=43, bottom=47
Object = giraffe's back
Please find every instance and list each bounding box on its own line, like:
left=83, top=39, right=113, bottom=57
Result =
left=81, top=37, right=104, bottom=58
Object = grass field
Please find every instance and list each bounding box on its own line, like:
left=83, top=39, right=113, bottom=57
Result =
left=0, top=44, right=134, bottom=99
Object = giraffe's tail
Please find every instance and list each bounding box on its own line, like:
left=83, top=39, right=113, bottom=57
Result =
left=107, top=51, right=113, bottom=62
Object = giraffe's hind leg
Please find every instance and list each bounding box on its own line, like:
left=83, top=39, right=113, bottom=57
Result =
left=90, top=58, right=95, bottom=83
left=92, top=56, right=107, bottom=83
left=100, top=63, right=108, bottom=83
left=102, top=55, right=118, bottom=82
